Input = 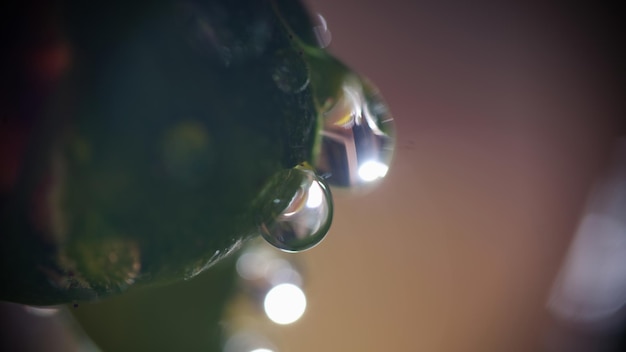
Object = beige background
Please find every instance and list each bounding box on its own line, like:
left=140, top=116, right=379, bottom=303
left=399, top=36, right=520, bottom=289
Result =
left=273, top=1, right=624, bottom=351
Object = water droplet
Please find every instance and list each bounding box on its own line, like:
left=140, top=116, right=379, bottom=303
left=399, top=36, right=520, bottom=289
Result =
left=314, top=77, right=395, bottom=188
left=272, top=50, right=310, bottom=94
left=258, top=166, right=333, bottom=252
left=313, top=13, right=332, bottom=48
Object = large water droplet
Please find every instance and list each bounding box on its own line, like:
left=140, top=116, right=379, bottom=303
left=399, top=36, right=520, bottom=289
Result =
left=258, top=166, right=333, bottom=252
left=314, top=76, right=395, bottom=188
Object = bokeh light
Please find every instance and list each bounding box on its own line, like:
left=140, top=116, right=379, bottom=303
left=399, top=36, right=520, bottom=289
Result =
left=223, top=331, right=277, bottom=352
left=264, top=283, right=307, bottom=325
left=548, top=139, right=626, bottom=329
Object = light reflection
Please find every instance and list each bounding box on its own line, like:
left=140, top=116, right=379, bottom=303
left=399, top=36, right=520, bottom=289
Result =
left=258, top=167, right=332, bottom=252
left=236, top=243, right=304, bottom=288
left=313, top=13, right=332, bottom=48
left=236, top=250, right=272, bottom=281
left=268, top=260, right=303, bottom=287
left=314, top=77, right=395, bottom=188
left=358, top=160, right=389, bottom=181
left=264, top=283, right=307, bottom=325
left=305, top=181, right=324, bottom=208
left=223, top=331, right=277, bottom=352
left=548, top=138, right=626, bottom=328
left=549, top=214, right=626, bottom=323
left=23, top=305, right=60, bottom=317
left=225, top=241, right=305, bottom=351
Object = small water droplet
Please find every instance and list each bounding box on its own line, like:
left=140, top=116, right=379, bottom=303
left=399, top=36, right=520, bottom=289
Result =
left=314, top=76, right=395, bottom=188
left=272, top=50, right=310, bottom=94
left=258, top=166, right=333, bottom=252
left=313, top=13, right=332, bottom=48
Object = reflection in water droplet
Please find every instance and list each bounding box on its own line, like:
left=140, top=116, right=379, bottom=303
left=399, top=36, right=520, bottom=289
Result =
left=258, top=166, right=332, bottom=252
left=24, top=305, right=60, bottom=317
left=314, top=77, right=395, bottom=188
left=272, top=50, right=310, bottom=94
left=313, top=13, right=332, bottom=48
left=358, top=160, right=389, bottom=181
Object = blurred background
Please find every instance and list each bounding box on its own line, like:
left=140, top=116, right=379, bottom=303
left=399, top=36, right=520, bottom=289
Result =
left=2, top=1, right=624, bottom=351
left=274, top=0, right=625, bottom=351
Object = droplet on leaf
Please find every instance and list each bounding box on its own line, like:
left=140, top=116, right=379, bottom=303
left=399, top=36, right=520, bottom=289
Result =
left=258, top=166, right=332, bottom=252
left=314, top=77, right=395, bottom=188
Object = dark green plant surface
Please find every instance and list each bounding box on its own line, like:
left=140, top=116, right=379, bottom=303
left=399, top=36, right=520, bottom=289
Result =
left=71, top=257, right=238, bottom=352
left=0, top=0, right=330, bottom=306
